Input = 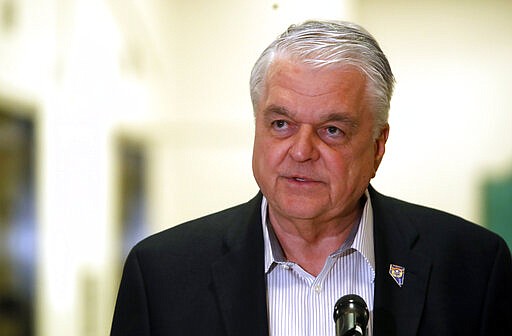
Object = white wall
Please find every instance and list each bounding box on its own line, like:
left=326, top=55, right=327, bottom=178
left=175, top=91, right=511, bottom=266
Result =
left=139, top=0, right=358, bottom=231
left=1, top=0, right=159, bottom=335
left=358, top=0, right=512, bottom=223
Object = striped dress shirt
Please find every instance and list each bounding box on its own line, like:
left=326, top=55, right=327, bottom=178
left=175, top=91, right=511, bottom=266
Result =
left=262, top=190, right=375, bottom=336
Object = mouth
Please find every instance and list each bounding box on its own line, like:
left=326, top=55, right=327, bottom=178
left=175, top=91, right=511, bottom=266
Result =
left=285, top=175, right=319, bottom=183
left=280, top=174, right=324, bottom=191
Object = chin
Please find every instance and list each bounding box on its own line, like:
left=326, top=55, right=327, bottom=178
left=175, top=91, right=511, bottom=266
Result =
left=273, top=197, right=326, bottom=220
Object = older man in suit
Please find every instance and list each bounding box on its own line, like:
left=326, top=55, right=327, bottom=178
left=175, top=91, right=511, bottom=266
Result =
left=111, top=20, right=512, bottom=336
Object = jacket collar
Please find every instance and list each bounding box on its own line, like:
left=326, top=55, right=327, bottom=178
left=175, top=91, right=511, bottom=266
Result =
left=210, top=193, right=269, bottom=336
left=369, top=186, right=432, bottom=336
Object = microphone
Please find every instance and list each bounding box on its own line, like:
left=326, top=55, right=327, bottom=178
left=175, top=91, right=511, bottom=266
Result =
left=333, top=294, right=369, bottom=336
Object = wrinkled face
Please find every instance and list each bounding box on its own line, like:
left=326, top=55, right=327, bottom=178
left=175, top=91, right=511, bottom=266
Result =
left=252, top=59, right=388, bottom=223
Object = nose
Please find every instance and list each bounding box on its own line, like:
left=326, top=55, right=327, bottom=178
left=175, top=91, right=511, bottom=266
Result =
left=288, top=126, right=320, bottom=162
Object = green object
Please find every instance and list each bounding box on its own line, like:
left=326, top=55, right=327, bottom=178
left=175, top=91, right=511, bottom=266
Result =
left=484, top=173, right=512, bottom=252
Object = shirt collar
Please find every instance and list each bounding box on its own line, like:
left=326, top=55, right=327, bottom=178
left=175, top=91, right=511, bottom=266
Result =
left=261, top=190, right=375, bottom=276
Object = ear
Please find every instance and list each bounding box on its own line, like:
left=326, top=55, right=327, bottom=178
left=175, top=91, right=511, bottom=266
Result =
left=373, top=123, right=389, bottom=173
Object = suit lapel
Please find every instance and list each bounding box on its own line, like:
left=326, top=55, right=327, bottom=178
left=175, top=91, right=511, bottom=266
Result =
left=370, top=187, right=432, bottom=336
left=211, top=194, right=269, bottom=336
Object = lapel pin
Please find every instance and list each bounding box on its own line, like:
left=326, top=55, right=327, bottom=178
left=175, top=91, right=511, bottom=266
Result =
left=389, top=264, right=405, bottom=287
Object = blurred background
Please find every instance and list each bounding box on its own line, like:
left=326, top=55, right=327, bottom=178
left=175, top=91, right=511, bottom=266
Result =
left=0, top=0, right=511, bottom=335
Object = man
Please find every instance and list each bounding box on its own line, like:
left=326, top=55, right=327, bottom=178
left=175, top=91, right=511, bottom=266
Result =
left=110, top=20, right=512, bottom=336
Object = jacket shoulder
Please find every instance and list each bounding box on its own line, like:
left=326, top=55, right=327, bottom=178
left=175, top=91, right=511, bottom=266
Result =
left=130, top=193, right=262, bottom=258
left=370, top=187, right=508, bottom=252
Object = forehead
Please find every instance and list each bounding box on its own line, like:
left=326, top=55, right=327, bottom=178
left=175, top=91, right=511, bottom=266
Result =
left=260, top=60, right=369, bottom=117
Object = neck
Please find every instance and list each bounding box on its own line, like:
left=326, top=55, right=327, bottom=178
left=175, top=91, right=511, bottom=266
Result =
left=268, top=206, right=362, bottom=276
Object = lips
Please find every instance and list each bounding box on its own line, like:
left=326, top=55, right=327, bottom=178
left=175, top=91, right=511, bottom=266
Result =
left=284, top=175, right=320, bottom=183
left=280, top=175, right=324, bottom=192
left=280, top=169, right=323, bottom=184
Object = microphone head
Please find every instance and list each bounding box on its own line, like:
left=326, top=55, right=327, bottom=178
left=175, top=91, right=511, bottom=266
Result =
left=333, top=294, right=369, bottom=336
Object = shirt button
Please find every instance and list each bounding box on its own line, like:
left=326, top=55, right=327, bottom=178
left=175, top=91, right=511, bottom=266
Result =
left=314, top=285, right=322, bottom=293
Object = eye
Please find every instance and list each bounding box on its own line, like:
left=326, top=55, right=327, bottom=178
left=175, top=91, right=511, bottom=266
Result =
left=271, top=120, right=288, bottom=129
left=326, top=126, right=342, bottom=136
left=319, top=125, right=346, bottom=143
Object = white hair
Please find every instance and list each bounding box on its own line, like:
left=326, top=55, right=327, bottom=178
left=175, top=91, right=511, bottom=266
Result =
left=249, top=20, right=395, bottom=138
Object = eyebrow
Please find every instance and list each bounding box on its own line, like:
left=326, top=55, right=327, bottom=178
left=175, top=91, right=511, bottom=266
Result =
left=263, top=105, right=289, bottom=118
left=263, top=104, right=359, bottom=128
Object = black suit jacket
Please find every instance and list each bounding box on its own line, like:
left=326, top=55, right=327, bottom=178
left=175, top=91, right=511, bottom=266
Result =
left=111, top=187, right=512, bottom=335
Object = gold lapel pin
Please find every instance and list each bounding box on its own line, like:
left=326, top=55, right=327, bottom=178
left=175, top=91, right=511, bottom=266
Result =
left=389, top=264, right=405, bottom=287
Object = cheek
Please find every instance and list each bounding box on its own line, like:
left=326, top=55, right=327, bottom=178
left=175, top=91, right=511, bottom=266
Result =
left=253, top=128, right=288, bottom=167
left=252, top=134, right=276, bottom=178
left=252, top=141, right=283, bottom=193
left=348, top=145, right=378, bottom=180
left=327, top=146, right=375, bottom=181
left=254, top=142, right=283, bottom=174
